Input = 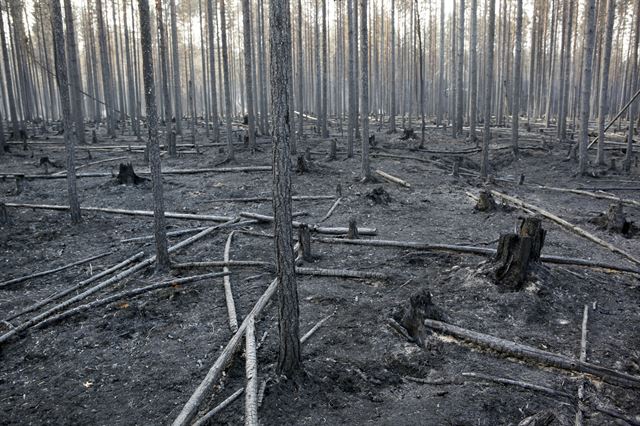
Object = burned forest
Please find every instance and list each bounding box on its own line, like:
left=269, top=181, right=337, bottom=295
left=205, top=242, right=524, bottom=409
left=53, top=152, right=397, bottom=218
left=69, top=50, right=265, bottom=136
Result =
left=1, top=0, right=640, bottom=424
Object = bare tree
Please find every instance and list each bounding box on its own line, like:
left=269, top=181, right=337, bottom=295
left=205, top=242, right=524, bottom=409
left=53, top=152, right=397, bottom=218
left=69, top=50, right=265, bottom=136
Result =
left=220, top=0, right=234, bottom=161
left=296, top=0, right=304, bottom=151
left=624, top=0, right=640, bottom=171
left=207, top=0, right=220, bottom=143
left=96, top=0, right=116, bottom=137
left=269, top=0, right=302, bottom=378
left=321, top=0, right=329, bottom=137
left=481, top=0, right=496, bottom=179
left=242, top=0, right=256, bottom=152
left=578, top=0, right=597, bottom=175
left=389, top=0, right=396, bottom=133
left=0, top=1, right=19, bottom=136
left=347, top=0, right=355, bottom=157
left=155, top=0, right=174, bottom=156
left=170, top=0, right=182, bottom=135
left=360, top=0, right=370, bottom=180
left=51, top=0, right=81, bottom=223
left=437, top=0, right=444, bottom=127
left=63, top=0, right=85, bottom=144
left=138, top=0, right=170, bottom=271
left=455, top=0, right=465, bottom=137
left=511, top=0, right=523, bottom=157
left=469, top=0, right=478, bottom=144
left=596, top=0, right=616, bottom=166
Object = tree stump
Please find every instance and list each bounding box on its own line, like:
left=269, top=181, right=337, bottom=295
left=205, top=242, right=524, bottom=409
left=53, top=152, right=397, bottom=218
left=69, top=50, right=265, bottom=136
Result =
left=452, top=157, right=461, bottom=177
left=0, top=203, right=8, bottom=225
left=168, top=130, right=177, bottom=157
left=591, top=203, right=633, bottom=235
left=295, top=154, right=309, bottom=174
left=116, top=163, right=146, bottom=185
left=347, top=218, right=359, bottom=239
left=493, top=217, right=546, bottom=291
left=368, top=134, right=376, bottom=147
left=365, top=186, right=392, bottom=205
left=400, top=128, right=416, bottom=140
left=92, top=130, right=98, bottom=144
left=297, top=224, right=313, bottom=262
left=326, top=139, right=337, bottom=161
left=15, top=175, right=24, bottom=195
left=475, top=190, right=496, bottom=211
left=398, top=289, right=443, bottom=348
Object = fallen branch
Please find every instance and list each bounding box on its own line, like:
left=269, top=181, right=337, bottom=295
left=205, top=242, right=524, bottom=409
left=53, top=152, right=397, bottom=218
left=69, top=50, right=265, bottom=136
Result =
left=576, top=305, right=589, bottom=426
left=424, top=318, right=640, bottom=389
left=223, top=232, right=239, bottom=333
left=0, top=251, right=111, bottom=289
left=5, top=252, right=145, bottom=322
left=375, top=169, right=411, bottom=188
left=32, top=272, right=230, bottom=331
left=244, top=318, right=259, bottom=426
left=191, top=388, right=244, bottom=426
left=138, top=166, right=272, bottom=175
left=120, top=220, right=258, bottom=243
left=204, top=195, right=335, bottom=203
left=461, top=372, right=574, bottom=399
left=172, top=278, right=279, bottom=426
left=239, top=212, right=377, bottom=235
left=535, top=185, right=640, bottom=209
left=171, top=260, right=273, bottom=270
left=301, top=311, right=336, bottom=344
left=51, top=156, right=129, bottom=176
left=319, top=197, right=342, bottom=223
left=490, top=190, right=640, bottom=267
left=296, top=267, right=386, bottom=280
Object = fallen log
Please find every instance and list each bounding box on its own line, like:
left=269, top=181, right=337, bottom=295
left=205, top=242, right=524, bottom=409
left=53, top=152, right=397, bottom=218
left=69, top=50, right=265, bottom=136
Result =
left=5, top=252, right=146, bottom=322
left=424, top=318, right=640, bottom=389
left=301, top=311, right=335, bottom=344
left=295, top=267, right=387, bottom=280
left=313, top=236, right=640, bottom=275
left=244, top=318, right=259, bottom=426
left=319, top=197, right=342, bottom=223
left=204, top=195, right=335, bottom=203
left=375, top=169, right=411, bottom=188
left=191, top=388, right=245, bottom=426
left=490, top=190, right=640, bottom=267
left=535, top=185, right=640, bottom=209
left=51, top=156, right=129, bottom=176
left=172, top=278, right=279, bottom=426
left=239, top=212, right=377, bottom=236
left=32, top=272, right=230, bottom=331
left=0, top=251, right=111, bottom=289
left=222, top=232, right=239, bottom=333
left=576, top=305, right=589, bottom=425
left=172, top=260, right=273, bottom=270
left=5, top=202, right=235, bottom=222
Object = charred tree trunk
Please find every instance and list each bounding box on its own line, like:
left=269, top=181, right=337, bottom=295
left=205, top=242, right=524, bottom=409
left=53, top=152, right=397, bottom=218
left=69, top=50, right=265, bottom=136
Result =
left=360, top=0, right=370, bottom=180
left=155, top=0, right=174, bottom=156
left=596, top=0, right=616, bottom=166
left=220, top=0, right=235, bottom=161
left=481, top=0, right=496, bottom=178
left=169, top=0, right=182, bottom=135
left=63, top=0, right=85, bottom=144
left=207, top=0, right=220, bottom=143
left=578, top=0, right=597, bottom=175
left=242, top=0, right=256, bottom=152
left=511, top=0, right=523, bottom=157
left=270, top=0, right=302, bottom=378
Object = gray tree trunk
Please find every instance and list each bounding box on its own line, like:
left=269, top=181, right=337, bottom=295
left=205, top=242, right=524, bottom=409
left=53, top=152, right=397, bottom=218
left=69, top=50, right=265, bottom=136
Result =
left=481, top=0, right=496, bottom=179
left=0, top=4, right=19, bottom=136
left=321, top=0, right=329, bottom=137
left=242, top=0, right=256, bottom=152
left=207, top=0, right=220, bottom=143
left=389, top=0, right=396, bottom=133
left=296, top=0, right=304, bottom=151
left=96, top=0, right=116, bottom=137
left=437, top=0, right=444, bottom=126
left=155, top=0, right=174, bottom=156
left=63, top=0, right=85, bottom=143
left=360, top=0, right=370, bottom=180
left=455, top=0, right=465, bottom=137
left=624, top=0, right=640, bottom=170
left=51, top=0, right=81, bottom=224
left=169, top=0, right=182, bottom=135
left=578, top=0, right=597, bottom=175
left=269, top=0, right=302, bottom=378
left=511, top=0, right=523, bottom=157
left=220, top=0, right=234, bottom=161
left=347, top=0, right=355, bottom=158
left=596, top=0, right=616, bottom=166
left=123, top=0, right=139, bottom=137
left=469, top=0, right=478, bottom=144
left=138, top=0, right=170, bottom=271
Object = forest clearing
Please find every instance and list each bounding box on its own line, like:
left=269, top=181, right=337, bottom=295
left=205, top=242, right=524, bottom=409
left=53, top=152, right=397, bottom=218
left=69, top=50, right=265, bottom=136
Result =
left=0, top=0, right=639, bottom=424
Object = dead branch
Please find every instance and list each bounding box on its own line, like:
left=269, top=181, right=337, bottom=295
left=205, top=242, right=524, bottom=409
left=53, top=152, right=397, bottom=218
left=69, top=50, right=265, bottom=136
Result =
left=244, top=318, right=259, bottom=426
left=461, top=372, right=574, bottom=399
left=301, top=311, right=336, bottom=344
left=171, top=260, right=273, bottom=270
left=424, top=318, right=640, bottom=389
left=319, top=197, right=342, bottom=223
left=239, top=212, right=377, bottom=235
left=576, top=305, right=590, bottom=426
left=0, top=251, right=111, bottom=289
left=535, top=185, right=640, bottom=209
left=375, top=169, right=411, bottom=188
left=295, top=267, right=387, bottom=280
left=191, top=388, right=245, bottom=426
left=223, top=232, right=239, bottom=333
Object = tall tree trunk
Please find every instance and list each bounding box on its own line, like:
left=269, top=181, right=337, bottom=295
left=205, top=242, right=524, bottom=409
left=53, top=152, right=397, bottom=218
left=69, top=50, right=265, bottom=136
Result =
left=347, top=0, right=355, bottom=157
left=155, top=0, right=173, bottom=156
left=51, top=0, right=81, bottom=224
left=511, top=0, right=523, bottom=157
left=360, top=0, right=370, bottom=180
left=269, top=0, right=302, bottom=378
left=138, top=0, right=170, bottom=271
left=578, top=0, right=597, bottom=175
left=169, top=0, right=182, bottom=135
left=220, top=0, right=234, bottom=161
left=469, top=0, right=478, bottom=144
left=242, top=0, right=256, bottom=152
left=481, top=0, right=496, bottom=179
left=321, top=0, right=329, bottom=137
left=123, top=0, right=139, bottom=138
left=0, top=3, right=19, bottom=137
left=389, top=0, right=396, bottom=133
left=207, top=0, right=220, bottom=143
left=437, top=0, right=445, bottom=126
left=596, top=0, right=615, bottom=166
left=296, top=0, right=304, bottom=150
left=455, top=0, right=465, bottom=137
left=624, top=0, right=640, bottom=171
left=63, top=0, right=85, bottom=143
left=96, top=0, right=116, bottom=137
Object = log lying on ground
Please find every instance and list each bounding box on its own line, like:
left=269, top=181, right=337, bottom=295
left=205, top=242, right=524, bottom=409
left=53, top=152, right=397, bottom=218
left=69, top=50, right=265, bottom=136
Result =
left=0, top=222, right=233, bottom=344
left=0, top=251, right=111, bottom=289
left=51, top=156, right=129, bottom=176
left=296, top=267, right=387, bottom=280
left=375, top=169, right=411, bottom=188
left=120, top=219, right=261, bottom=243
left=239, top=212, right=377, bottom=235
left=172, top=278, right=279, bottom=426
left=222, top=232, right=239, bottom=333
left=32, top=272, right=230, bottom=331
left=204, top=195, right=335, bottom=203
left=312, top=236, right=640, bottom=275
left=5, top=202, right=234, bottom=222
left=576, top=305, right=589, bottom=426
left=244, top=318, right=259, bottom=426
left=172, top=260, right=273, bottom=270
left=5, top=252, right=145, bottom=322
left=424, top=318, right=640, bottom=389
left=490, top=190, right=640, bottom=266
left=319, top=197, right=342, bottom=223
left=535, top=185, right=640, bottom=209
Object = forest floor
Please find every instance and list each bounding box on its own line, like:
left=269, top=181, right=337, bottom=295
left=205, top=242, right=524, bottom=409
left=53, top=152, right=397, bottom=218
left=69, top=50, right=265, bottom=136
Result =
left=0, top=120, right=639, bottom=425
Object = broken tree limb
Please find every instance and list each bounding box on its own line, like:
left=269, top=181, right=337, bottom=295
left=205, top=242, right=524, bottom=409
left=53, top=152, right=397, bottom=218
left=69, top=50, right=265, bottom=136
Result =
left=120, top=220, right=259, bottom=243
left=204, top=195, right=335, bottom=203
left=0, top=223, right=230, bottom=344
left=51, top=155, right=129, bottom=176
left=32, top=272, right=230, bottom=331
left=244, top=318, right=259, bottom=426
left=223, top=232, right=239, bottom=333
left=0, top=251, right=112, bottom=289
left=191, top=388, right=245, bottom=426
left=171, top=260, right=273, bottom=270
left=137, top=165, right=272, bottom=175
left=238, top=212, right=377, bottom=235
left=301, top=311, right=336, bottom=344
left=588, top=87, right=640, bottom=149
left=576, top=305, right=590, bottom=426
left=375, top=169, right=411, bottom=188
left=5, top=202, right=235, bottom=222
left=295, top=267, right=387, bottom=280
left=172, top=278, right=279, bottom=426
left=319, top=197, right=342, bottom=223
left=5, top=252, right=146, bottom=322
left=461, top=372, right=574, bottom=400
left=490, top=190, right=640, bottom=267
left=535, top=185, right=640, bottom=209
left=424, top=318, right=640, bottom=389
